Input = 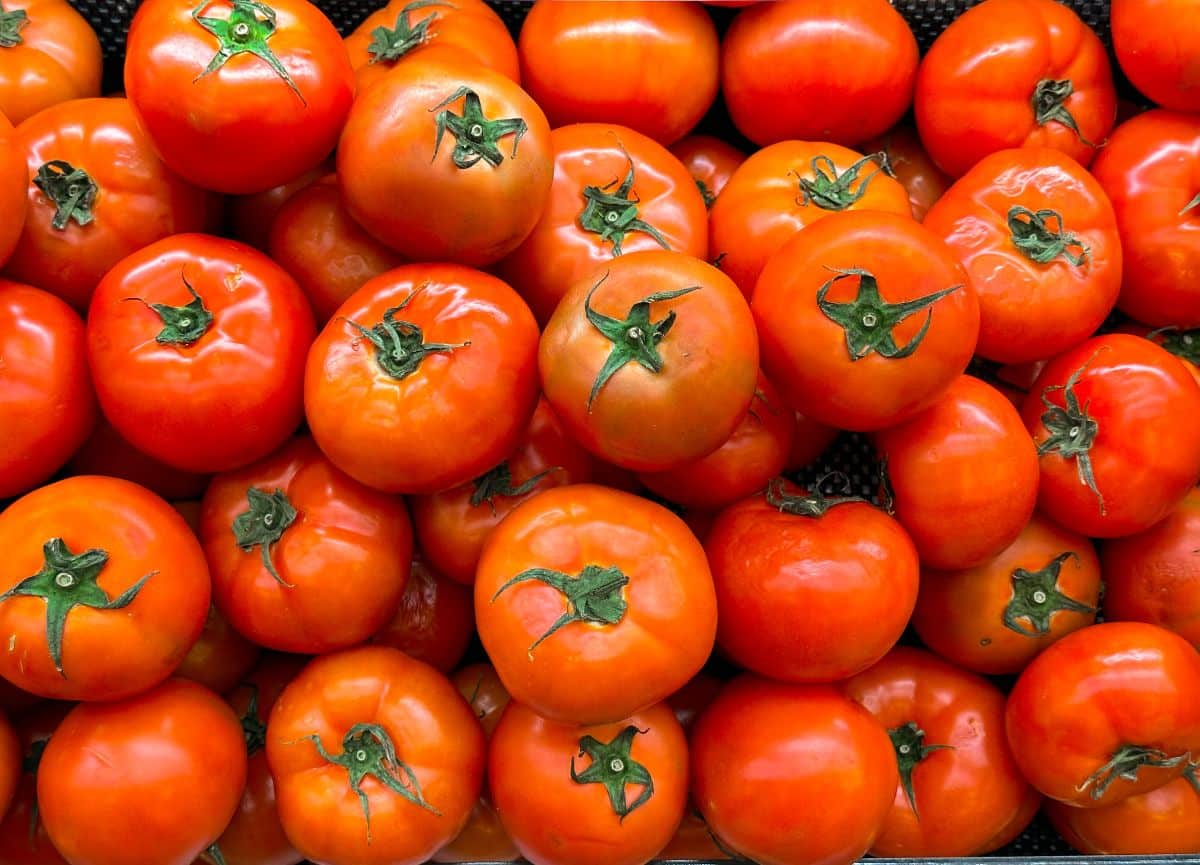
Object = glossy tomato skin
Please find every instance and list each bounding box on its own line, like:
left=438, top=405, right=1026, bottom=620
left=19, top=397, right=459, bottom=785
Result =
left=923, top=148, right=1122, bottom=363
left=370, top=557, right=474, bottom=673
left=1047, top=771, right=1200, bottom=854
left=498, top=122, right=708, bottom=325
left=843, top=647, right=1040, bottom=857
left=0, top=703, right=71, bottom=865
left=304, top=263, right=539, bottom=495
left=1112, top=0, right=1200, bottom=113
left=201, top=435, right=414, bottom=653
left=691, top=676, right=899, bottom=865
left=873, top=375, right=1039, bottom=570
left=266, top=646, right=485, bottom=865
left=0, top=476, right=210, bottom=702
left=88, top=234, right=315, bottom=474
left=476, top=484, right=717, bottom=725
left=4, top=98, right=217, bottom=311
left=915, top=0, right=1116, bottom=178
left=1007, top=621, right=1200, bottom=807
left=0, top=0, right=101, bottom=126
left=0, top=111, right=25, bottom=267
left=175, top=604, right=260, bottom=695
left=124, top=0, right=353, bottom=195
left=913, top=513, right=1101, bottom=675
left=1021, top=334, right=1200, bottom=538
left=225, top=162, right=327, bottom=251
left=753, top=210, right=979, bottom=431
left=722, top=0, right=917, bottom=148
left=862, top=125, right=950, bottom=221
left=0, top=280, right=95, bottom=499
left=65, top=420, right=210, bottom=502
left=668, top=134, right=745, bottom=208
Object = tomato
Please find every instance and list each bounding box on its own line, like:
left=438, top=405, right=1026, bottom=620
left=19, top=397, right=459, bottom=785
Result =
left=862, top=125, right=950, bottom=222
left=225, top=161, right=327, bottom=251
left=843, top=647, right=1039, bottom=857
left=498, top=122, right=708, bottom=325
left=873, top=375, right=1039, bottom=570
left=923, top=148, right=1122, bottom=363
left=914, top=0, right=1116, bottom=178
left=710, top=141, right=912, bottom=299
left=658, top=809, right=730, bottom=861
left=539, top=250, right=758, bottom=472
left=0, top=110, right=24, bottom=267
left=913, top=513, right=1100, bottom=675
left=266, top=646, right=485, bottom=865
left=66, top=420, right=210, bottom=502
left=1090, top=110, right=1200, bottom=326
left=124, top=0, right=353, bottom=195
left=175, top=605, right=260, bottom=695
left=721, top=0, right=917, bottom=148
left=475, top=484, right=716, bottom=725
left=691, top=676, right=898, bottom=865
left=753, top=210, right=979, bottom=431
left=0, top=280, right=95, bottom=499
left=1112, top=0, right=1200, bottom=113
left=0, top=0, right=100, bottom=126
left=0, top=476, right=210, bottom=701
left=344, top=0, right=517, bottom=94
left=784, top=412, right=839, bottom=472
left=39, top=679, right=246, bottom=865
left=304, top=263, right=539, bottom=495
left=1118, top=323, right=1200, bottom=385
left=490, top=699, right=687, bottom=865
left=371, top=557, right=473, bottom=673
left=0, top=703, right=70, bottom=865
left=412, top=398, right=595, bottom=585
left=3, top=98, right=217, bottom=311
left=1021, top=334, right=1200, bottom=537
left=669, top=134, right=745, bottom=209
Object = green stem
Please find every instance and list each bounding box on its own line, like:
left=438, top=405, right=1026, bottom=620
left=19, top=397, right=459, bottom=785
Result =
left=342, top=291, right=470, bottom=380
left=764, top=475, right=868, bottom=517
left=430, top=86, right=528, bottom=168
left=1008, top=205, right=1089, bottom=266
left=123, top=273, right=214, bottom=346
left=33, top=162, right=97, bottom=230
left=570, top=726, right=654, bottom=821
left=889, top=722, right=953, bottom=820
left=1036, top=352, right=1105, bottom=515
left=232, top=488, right=298, bottom=587
left=1076, top=745, right=1190, bottom=801
left=578, top=144, right=671, bottom=255
left=192, top=0, right=305, bottom=104
left=491, top=563, right=629, bottom=656
left=792, top=153, right=887, bottom=211
left=366, top=0, right=452, bottom=62
left=470, top=463, right=559, bottom=515
left=1032, top=79, right=1093, bottom=146
left=1003, top=551, right=1095, bottom=636
left=0, top=0, right=29, bottom=48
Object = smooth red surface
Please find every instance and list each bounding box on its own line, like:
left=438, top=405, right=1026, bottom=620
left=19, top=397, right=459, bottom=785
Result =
left=371, top=557, right=474, bottom=673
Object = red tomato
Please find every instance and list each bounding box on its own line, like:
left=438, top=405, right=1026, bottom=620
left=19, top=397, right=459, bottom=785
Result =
left=66, top=420, right=210, bottom=502
left=862, top=125, right=950, bottom=221
left=1112, top=0, right=1200, bottom=113
left=1118, top=323, right=1200, bottom=385
left=784, top=412, right=840, bottom=472
left=0, top=110, right=25, bottom=267
left=304, top=263, right=539, bottom=494
left=370, top=557, right=474, bottom=673
left=0, top=703, right=70, bottom=865
left=225, top=161, right=327, bottom=251
left=668, top=134, right=745, bottom=209
left=174, top=604, right=260, bottom=695
left=449, top=662, right=510, bottom=739
left=1047, top=768, right=1200, bottom=854
left=0, top=0, right=101, bottom=125
left=915, top=0, right=1117, bottom=178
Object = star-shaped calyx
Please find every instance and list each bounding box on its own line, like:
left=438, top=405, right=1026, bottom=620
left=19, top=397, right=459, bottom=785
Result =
left=470, top=463, right=559, bottom=516
left=232, top=488, right=299, bottom=587
left=1003, top=551, right=1096, bottom=636
left=367, top=0, right=450, bottom=63
left=1031, top=78, right=1093, bottom=147
left=192, top=0, right=305, bottom=104
left=1036, top=352, right=1106, bottom=514
left=570, top=726, right=654, bottom=820
left=1009, top=205, right=1090, bottom=266
left=0, top=0, right=28, bottom=46
left=1077, top=745, right=1191, bottom=802
left=124, top=273, right=215, bottom=346
left=33, top=161, right=97, bottom=230
left=490, top=563, right=629, bottom=656
left=792, top=153, right=889, bottom=211
left=578, top=145, right=671, bottom=255
left=431, top=87, right=528, bottom=168
left=889, top=722, right=954, bottom=819
left=342, top=290, right=471, bottom=380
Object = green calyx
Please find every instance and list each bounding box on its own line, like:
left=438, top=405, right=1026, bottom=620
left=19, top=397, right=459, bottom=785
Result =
left=192, top=0, right=305, bottom=104
left=1032, top=78, right=1093, bottom=146
left=570, top=726, right=654, bottom=821
left=1148, top=325, right=1200, bottom=365
left=343, top=292, right=470, bottom=380
left=793, top=153, right=887, bottom=211
left=1077, top=745, right=1191, bottom=802
left=204, top=844, right=227, bottom=865
left=233, top=488, right=298, bottom=587
left=1037, top=353, right=1105, bottom=515
left=431, top=86, right=527, bottom=169
left=367, top=0, right=452, bottom=63
left=578, top=146, right=671, bottom=256
left=817, top=267, right=961, bottom=361
left=0, top=539, right=156, bottom=677
left=491, top=563, right=629, bottom=656
left=124, top=274, right=214, bottom=346
left=889, top=722, right=953, bottom=820
left=470, top=462, right=558, bottom=515
left=765, top=475, right=868, bottom=518
left=0, top=0, right=29, bottom=46
left=1008, top=205, right=1090, bottom=266
left=695, top=177, right=716, bottom=208
left=237, top=683, right=268, bottom=756
left=1180, top=193, right=1200, bottom=217
left=1003, top=551, right=1096, bottom=636
left=33, top=161, right=97, bottom=230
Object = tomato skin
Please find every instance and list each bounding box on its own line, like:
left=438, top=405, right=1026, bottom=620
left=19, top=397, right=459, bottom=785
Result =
left=913, top=513, right=1101, bottom=675
left=370, top=557, right=474, bottom=673
left=0, top=476, right=210, bottom=702
left=498, top=122, right=708, bottom=326
left=0, top=0, right=101, bottom=126
left=175, top=604, right=260, bottom=695
left=691, top=676, right=898, bottom=865
left=1021, top=334, right=1200, bottom=538
left=1117, top=322, right=1200, bottom=386
left=0, top=111, right=25, bottom=268
left=668, top=134, right=745, bottom=208
left=1112, top=0, right=1200, bottom=113
left=66, top=420, right=210, bottom=502
left=923, top=148, right=1122, bottom=363
left=0, top=703, right=71, bottom=865
left=784, top=412, right=839, bottom=472
left=266, top=646, right=485, bottom=865
left=475, top=484, right=717, bottom=726
left=226, top=162, right=327, bottom=251
left=721, top=0, right=917, bottom=148
left=862, top=126, right=950, bottom=222
left=1047, top=771, right=1200, bottom=854
left=873, top=375, right=1039, bottom=570
left=914, top=0, right=1116, bottom=178
left=0, top=280, right=95, bottom=499
left=489, top=700, right=688, bottom=865
left=1006, top=621, right=1200, bottom=807
left=304, top=263, right=540, bottom=495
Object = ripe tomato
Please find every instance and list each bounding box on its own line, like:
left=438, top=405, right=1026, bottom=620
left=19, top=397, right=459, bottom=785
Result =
left=412, top=398, right=595, bottom=585
left=1047, top=768, right=1200, bottom=854
left=1090, top=110, right=1200, bottom=326
left=226, top=161, right=327, bottom=251
left=0, top=476, right=210, bottom=701
left=843, top=647, right=1039, bottom=857
left=476, top=484, right=717, bottom=725
left=669, top=134, right=745, bottom=209
left=691, top=676, right=898, bottom=865
left=539, top=250, right=758, bottom=472
left=706, top=478, right=918, bottom=683
left=0, top=0, right=100, bottom=125
left=39, top=679, right=246, bottom=865
left=710, top=141, right=912, bottom=298
left=498, top=122, right=708, bottom=325
left=66, top=420, right=210, bottom=502
left=267, top=646, right=485, bottom=865
left=304, top=263, right=539, bottom=494
left=721, top=0, right=917, bottom=148
left=913, top=513, right=1100, bottom=675
left=873, top=375, right=1039, bottom=570
left=753, top=210, right=979, bottom=431
left=490, top=699, right=688, bottom=865
left=915, top=0, right=1116, bottom=178
left=1021, top=334, right=1200, bottom=538
left=124, top=0, right=353, bottom=195
left=0, top=110, right=24, bottom=267
left=1007, top=621, right=1200, bottom=807
left=862, top=125, right=950, bottom=221
left=0, top=280, right=95, bottom=499
left=175, top=604, right=260, bottom=695
left=0, top=703, right=70, bottom=865
left=371, top=557, right=473, bottom=673
left=88, top=234, right=315, bottom=474
left=923, top=148, right=1122, bottom=363
left=3, top=98, right=217, bottom=311
left=1118, top=323, right=1200, bottom=385
left=784, top=412, right=839, bottom=472
left=658, top=809, right=730, bottom=861
left=1112, top=0, right=1200, bottom=113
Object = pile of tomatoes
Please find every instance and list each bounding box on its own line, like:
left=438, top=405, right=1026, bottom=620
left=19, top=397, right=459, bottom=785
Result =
left=2, top=0, right=1200, bottom=863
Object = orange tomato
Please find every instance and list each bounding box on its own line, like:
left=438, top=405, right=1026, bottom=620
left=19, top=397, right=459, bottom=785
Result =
left=370, top=557, right=474, bottom=673
left=0, top=109, right=24, bottom=267
left=0, top=0, right=101, bottom=125
left=862, top=125, right=950, bottom=221
left=669, top=134, right=746, bottom=209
